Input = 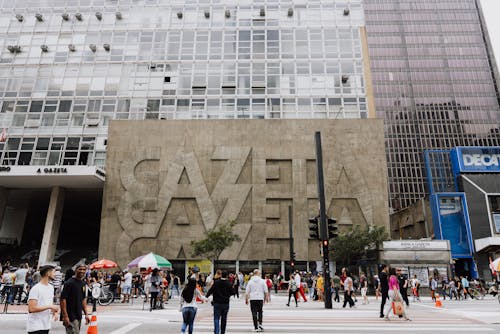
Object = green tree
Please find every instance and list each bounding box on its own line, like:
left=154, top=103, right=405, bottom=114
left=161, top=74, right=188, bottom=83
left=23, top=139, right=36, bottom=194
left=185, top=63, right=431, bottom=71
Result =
left=191, top=220, right=241, bottom=267
left=329, top=225, right=388, bottom=268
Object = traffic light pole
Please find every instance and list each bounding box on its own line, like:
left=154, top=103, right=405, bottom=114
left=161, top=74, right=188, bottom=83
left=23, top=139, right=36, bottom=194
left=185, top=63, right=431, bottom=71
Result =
left=314, top=131, right=333, bottom=309
left=288, top=205, right=295, bottom=272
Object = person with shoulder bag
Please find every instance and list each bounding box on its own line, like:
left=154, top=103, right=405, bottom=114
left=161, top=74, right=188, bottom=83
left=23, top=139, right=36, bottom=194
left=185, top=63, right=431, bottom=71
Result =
left=383, top=268, right=410, bottom=321
left=286, top=274, right=298, bottom=307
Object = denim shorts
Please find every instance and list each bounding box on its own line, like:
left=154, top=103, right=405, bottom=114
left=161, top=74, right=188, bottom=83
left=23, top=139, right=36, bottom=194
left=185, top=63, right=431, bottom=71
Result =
left=122, top=285, right=132, bottom=294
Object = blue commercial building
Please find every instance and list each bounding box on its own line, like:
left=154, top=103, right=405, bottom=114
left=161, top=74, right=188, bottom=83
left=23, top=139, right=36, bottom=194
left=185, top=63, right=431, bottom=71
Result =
left=425, top=147, right=500, bottom=279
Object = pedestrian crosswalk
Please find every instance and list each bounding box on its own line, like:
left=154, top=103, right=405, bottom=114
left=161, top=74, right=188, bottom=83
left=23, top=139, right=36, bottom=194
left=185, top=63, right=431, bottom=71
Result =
left=188, top=295, right=495, bottom=333
left=1, top=295, right=498, bottom=333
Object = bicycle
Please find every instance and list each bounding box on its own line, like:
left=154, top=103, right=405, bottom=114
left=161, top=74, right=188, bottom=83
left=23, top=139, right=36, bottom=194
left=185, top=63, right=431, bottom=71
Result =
left=468, top=286, right=486, bottom=300
left=91, top=283, right=114, bottom=306
left=0, top=285, right=28, bottom=305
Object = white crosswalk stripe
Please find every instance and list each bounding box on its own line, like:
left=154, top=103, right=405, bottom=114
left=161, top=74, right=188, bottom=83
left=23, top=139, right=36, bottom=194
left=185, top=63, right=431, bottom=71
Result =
left=187, top=295, right=495, bottom=333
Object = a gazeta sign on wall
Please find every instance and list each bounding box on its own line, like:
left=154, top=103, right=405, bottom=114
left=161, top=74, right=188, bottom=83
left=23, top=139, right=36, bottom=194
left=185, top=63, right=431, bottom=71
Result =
left=451, top=147, right=500, bottom=175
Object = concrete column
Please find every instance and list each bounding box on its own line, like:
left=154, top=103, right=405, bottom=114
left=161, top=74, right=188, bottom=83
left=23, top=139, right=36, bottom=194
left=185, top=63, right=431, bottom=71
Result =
left=281, top=261, right=285, bottom=276
left=38, top=187, right=65, bottom=265
left=258, top=261, right=262, bottom=273
left=235, top=260, right=240, bottom=274
left=0, top=187, right=7, bottom=231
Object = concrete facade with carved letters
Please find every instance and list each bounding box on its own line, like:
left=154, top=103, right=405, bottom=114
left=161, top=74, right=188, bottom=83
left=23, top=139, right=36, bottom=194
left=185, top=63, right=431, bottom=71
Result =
left=99, top=119, right=389, bottom=267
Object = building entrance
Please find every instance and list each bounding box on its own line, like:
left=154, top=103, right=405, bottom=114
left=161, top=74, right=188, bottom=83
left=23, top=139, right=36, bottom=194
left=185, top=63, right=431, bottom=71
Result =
left=0, top=188, right=102, bottom=268
left=452, top=258, right=474, bottom=279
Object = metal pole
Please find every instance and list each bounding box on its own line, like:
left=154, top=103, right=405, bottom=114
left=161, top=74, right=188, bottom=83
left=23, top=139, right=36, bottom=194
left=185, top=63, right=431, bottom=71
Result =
left=422, top=198, right=430, bottom=237
left=314, top=131, right=332, bottom=309
left=288, top=205, right=295, bottom=272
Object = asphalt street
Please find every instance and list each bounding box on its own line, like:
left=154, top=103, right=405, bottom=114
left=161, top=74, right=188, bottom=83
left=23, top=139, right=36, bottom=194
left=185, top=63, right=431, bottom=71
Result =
left=1, top=294, right=499, bottom=333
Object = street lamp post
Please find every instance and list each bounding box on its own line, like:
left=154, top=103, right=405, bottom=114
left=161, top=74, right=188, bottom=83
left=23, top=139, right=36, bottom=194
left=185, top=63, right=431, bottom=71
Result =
left=314, top=131, right=333, bottom=309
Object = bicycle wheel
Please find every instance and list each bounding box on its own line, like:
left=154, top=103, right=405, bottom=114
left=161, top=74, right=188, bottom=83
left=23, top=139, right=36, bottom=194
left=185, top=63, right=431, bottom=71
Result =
left=98, top=290, right=114, bottom=306
left=21, top=290, right=28, bottom=304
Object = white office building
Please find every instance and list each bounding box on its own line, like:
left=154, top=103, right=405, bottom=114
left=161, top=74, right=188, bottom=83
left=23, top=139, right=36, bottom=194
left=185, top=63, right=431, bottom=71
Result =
left=0, top=0, right=371, bottom=265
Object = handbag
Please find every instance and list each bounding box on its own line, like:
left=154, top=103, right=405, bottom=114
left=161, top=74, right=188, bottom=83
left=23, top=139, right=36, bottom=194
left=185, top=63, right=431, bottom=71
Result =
left=392, top=300, right=404, bottom=315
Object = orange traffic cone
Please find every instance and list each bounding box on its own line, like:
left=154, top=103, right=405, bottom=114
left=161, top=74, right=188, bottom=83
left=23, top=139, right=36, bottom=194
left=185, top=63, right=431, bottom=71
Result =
left=435, top=293, right=442, bottom=308
left=86, top=312, right=98, bottom=334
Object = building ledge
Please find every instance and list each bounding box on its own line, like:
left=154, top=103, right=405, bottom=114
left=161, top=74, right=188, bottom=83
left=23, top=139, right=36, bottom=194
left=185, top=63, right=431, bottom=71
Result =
left=475, top=237, right=500, bottom=253
left=0, top=166, right=105, bottom=189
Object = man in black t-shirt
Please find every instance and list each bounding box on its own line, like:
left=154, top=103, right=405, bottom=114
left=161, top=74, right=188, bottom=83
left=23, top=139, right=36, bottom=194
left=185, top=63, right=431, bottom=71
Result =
left=206, top=271, right=234, bottom=334
left=109, top=271, right=121, bottom=298
left=132, top=273, right=143, bottom=298
left=397, top=269, right=409, bottom=307
left=60, top=264, right=90, bottom=334
left=379, top=264, right=389, bottom=318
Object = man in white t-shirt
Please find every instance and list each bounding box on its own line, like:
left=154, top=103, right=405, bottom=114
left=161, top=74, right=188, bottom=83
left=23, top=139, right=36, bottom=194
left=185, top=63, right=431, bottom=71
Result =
left=294, top=271, right=307, bottom=302
left=121, top=269, right=133, bottom=303
left=13, top=264, right=29, bottom=304
left=245, top=269, right=268, bottom=332
left=205, top=273, right=214, bottom=288
left=27, top=265, right=59, bottom=334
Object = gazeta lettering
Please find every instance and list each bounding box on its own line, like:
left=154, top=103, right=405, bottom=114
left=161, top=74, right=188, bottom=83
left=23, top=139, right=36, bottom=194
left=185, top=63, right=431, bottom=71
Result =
left=36, top=167, right=68, bottom=174
left=462, top=154, right=500, bottom=167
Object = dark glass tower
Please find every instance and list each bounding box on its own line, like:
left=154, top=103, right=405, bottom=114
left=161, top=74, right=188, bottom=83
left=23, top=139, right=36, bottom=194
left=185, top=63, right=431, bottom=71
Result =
left=364, top=0, right=500, bottom=210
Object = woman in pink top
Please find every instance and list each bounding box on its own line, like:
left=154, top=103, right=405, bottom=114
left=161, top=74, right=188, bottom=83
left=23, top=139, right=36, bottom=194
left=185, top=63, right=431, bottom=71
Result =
left=383, top=267, right=410, bottom=320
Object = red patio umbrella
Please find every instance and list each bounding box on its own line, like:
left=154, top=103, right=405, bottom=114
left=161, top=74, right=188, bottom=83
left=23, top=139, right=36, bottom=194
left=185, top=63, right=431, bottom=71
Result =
left=90, top=259, right=118, bottom=270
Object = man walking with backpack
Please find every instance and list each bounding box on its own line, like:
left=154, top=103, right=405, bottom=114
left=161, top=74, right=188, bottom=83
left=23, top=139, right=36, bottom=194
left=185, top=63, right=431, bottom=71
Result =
left=245, top=269, right=268, bottom=332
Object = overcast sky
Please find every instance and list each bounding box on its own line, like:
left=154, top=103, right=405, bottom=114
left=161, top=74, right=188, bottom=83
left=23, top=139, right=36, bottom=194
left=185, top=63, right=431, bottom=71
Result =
left=480, top=0, right=500, bottom=66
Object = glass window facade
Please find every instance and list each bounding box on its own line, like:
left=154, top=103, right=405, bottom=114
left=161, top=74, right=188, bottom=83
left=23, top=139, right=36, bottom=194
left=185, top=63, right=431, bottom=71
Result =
left=0, top=0, right=368, bottom=168
left=364, top=0, right=500, bottom=209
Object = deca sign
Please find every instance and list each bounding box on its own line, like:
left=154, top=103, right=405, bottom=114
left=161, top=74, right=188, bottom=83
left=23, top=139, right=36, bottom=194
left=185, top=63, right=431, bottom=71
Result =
left=451, top=147, right=500, bottom=174
left=463, top=154, right=500, bottom=167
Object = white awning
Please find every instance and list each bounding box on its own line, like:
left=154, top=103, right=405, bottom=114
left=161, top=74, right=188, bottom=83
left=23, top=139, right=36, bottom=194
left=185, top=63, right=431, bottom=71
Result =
left=0, top=166, right=105, bottom=189
left=475, top=237, right=500, bottom=253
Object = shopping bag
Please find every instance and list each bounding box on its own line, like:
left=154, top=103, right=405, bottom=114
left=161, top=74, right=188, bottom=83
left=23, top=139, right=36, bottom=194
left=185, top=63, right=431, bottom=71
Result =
left=392, top=300, right=404, bottom=315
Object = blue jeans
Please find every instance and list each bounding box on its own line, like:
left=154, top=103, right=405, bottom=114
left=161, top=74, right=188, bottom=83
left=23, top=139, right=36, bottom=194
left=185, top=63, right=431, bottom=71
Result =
left=181, top=307, right=197, bottom=334
left=213, top=303, right=229, bottom=334
left=172, top=285, right=180, bottom=298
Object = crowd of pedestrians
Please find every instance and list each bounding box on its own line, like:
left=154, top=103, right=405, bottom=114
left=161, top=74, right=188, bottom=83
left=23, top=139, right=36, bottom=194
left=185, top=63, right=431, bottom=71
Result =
left=0, top=261, right=89, bottom=334
left=0, top=261, right=64, bottom=306
left=2, top=258, right=498, bottom=334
